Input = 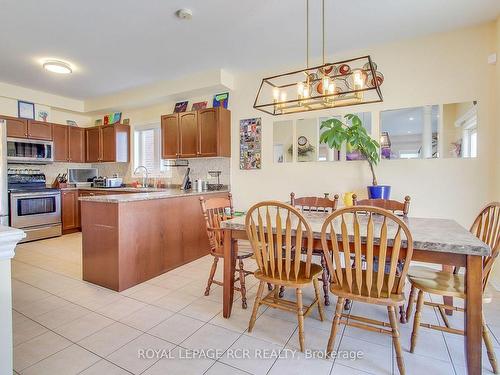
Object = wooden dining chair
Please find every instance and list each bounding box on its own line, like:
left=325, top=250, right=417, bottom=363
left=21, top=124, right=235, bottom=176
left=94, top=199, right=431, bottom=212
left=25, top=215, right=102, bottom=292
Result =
left=288, top=192, right=339, bottom=306
left=321, top=206, right=414, bottom=375
left=347, top=194, right=411, bottom=323
left=405, top=202, right=500, bottom=374
left=246, top=201, right=325, bottom=352
left=200, top=194, right=254, bottom=309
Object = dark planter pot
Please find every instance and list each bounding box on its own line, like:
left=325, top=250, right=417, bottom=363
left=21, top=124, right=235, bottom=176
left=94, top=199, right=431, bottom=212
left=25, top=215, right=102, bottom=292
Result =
left=367, top=185, right=391, bottom=199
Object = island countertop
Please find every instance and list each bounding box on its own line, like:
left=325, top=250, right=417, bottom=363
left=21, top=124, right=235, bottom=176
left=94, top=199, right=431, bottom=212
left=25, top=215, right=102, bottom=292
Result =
left=78, top=186, right=230, bottom=203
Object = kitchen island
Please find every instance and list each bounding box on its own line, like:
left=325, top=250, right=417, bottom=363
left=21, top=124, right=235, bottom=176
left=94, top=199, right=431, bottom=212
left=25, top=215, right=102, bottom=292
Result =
left=79, top=188, right=228, bottom=291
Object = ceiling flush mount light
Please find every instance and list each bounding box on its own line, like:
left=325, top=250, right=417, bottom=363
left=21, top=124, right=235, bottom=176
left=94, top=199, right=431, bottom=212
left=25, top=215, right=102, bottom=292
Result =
left=42, top=60, right=72, bottom=74
left=176, top=8, right=193, bottom=20
left=254, top=0, right=384, bottom=116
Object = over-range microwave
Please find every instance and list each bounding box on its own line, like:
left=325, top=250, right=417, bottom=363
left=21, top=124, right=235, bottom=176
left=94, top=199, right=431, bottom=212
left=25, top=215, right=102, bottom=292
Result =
left=7, top=137, right=54, bottom=164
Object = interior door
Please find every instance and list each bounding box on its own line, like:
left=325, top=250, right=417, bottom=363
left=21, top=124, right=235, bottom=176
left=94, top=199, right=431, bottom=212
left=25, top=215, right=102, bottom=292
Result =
left=52, top=124, right=69, bottom=162
left=28, top=120, right=53, bottom=140
left=198, top=108, right=218, bottom=156
left=179, top=111, right=198, bottom=157
left=161, top=114, right=179, bottom=158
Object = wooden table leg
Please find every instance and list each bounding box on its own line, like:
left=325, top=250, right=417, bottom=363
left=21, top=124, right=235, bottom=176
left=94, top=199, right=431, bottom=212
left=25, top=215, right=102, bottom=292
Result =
left=223, top=229, right=235, bottom=318
left=442, top=265, right=454, bottom=315
left=465, top=255, right=483, bottom=375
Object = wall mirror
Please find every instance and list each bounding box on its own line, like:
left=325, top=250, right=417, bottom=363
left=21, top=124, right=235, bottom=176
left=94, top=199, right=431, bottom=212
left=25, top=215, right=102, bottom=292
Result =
left=442, top=101, right=478, bottom=158
left=273, top=120, right=293, bottom=163
left=296, top=118, right=318, bottom=162
left=318, top=116, right=341, bottom=162
left=380, top=105, right=439, bottom=159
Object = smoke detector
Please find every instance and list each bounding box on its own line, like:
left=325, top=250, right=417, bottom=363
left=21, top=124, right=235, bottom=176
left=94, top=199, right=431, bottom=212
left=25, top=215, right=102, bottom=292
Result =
left=176, top=8, right=193, bottom=20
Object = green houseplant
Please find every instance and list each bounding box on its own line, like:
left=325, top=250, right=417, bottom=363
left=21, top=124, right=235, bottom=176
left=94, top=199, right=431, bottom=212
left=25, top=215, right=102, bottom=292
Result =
left=320, top=114, right=390, bottom=199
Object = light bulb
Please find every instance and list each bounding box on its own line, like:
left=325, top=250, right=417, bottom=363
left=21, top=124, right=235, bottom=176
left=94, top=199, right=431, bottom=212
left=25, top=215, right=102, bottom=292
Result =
left=297, top=82, right=304, bottom=96
left=328, top=83, right=335, bottom=95
left=303, top=86, right=310, bottom=98
left=322, top=76, right=330, bottom=93
left=273, top=87, right=280, bottom=100
left=353, top=70, right=364, bottom=88
left=280, top=92, right=287, bottom=102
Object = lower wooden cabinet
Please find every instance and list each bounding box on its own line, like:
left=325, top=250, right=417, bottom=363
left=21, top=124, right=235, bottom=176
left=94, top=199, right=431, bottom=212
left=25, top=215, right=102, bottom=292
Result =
left=62, top=190, right=80, bottom=233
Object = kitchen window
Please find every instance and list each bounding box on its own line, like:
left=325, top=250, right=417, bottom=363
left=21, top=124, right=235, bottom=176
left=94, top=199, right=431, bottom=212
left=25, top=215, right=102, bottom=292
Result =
left=133, top=124, right=165, bottom=175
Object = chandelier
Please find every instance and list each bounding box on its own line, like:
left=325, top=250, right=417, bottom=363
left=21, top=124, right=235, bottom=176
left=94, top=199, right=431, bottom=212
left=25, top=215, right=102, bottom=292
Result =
left=253, top=0, right=384, bottom=116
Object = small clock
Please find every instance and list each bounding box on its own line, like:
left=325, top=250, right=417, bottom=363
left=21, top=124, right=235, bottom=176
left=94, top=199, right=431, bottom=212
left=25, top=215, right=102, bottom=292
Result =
left=297, top=136, right=308, bottom=146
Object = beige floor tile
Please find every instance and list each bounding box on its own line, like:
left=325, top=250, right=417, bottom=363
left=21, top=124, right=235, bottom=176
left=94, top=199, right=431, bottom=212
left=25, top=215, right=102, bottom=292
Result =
left=79, top=359, right=133, bottom=375
left=445, top=334, right=499, bottom=372
left=142, top=347, right=215, bottom=375
left=334, top=336, right=392, bottom=374
left=179, top=298, right=223, bottom=322
left=151, top=291, right=199, bottom=312
left=13, top=295, right=69, bottom=319
left=181, top=323, right=240, bottom=356
left=147, top=273, right=191, bottom=289
left=147, top=313, right=205, bottom=344
left=220, top=334, right=284, bottom=375
left=107, top=333, right=175, bottom=374
left=286, top=325, right=341, bottom=354
left=13, top=331, right=72, bottom=372
left=330, top=363, right=376, bottom=374
left=268, top=351, right=333, bottom=375
left=395, top=351, right=455, bottom=375
left=21, top=344, right=99, bottom=375
left=127, top=284, right=173, bottom=304
left=119, top=305, right=174, bottom=331
left=246, top=314, right=297, bottom=345
left=209, top=305, right=266, bottom=334
left=12, top=315, right=48, bottom=346
left=398, top=323, right=451, bottom=361
left=78, top=322, right=142, bottom=357
left=33, top=302, right=90, bottom=329
left=53, top=311, right=115, bottom=341
left=204, top=362, right=250, bottom=375
left=96, top=297, right=147, bottom=320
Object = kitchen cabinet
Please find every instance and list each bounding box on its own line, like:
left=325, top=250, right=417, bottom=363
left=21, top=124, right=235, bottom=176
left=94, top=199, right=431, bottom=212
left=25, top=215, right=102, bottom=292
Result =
left=62, top=190, right=79, bottom=233
left=54, top=125, right=86, bottom=162
left=161, top=107, right=230, bottom=159
left=1, top=116, right=53, bottom=140
left=85, top=124, right=130, bottom=163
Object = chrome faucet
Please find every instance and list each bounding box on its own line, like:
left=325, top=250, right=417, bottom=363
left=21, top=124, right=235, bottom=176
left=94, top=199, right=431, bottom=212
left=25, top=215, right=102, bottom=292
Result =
left=134, top=165, right=149, bottom=187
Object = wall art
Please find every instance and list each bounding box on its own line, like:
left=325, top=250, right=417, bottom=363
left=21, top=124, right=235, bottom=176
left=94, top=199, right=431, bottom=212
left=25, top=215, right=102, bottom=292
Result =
left=239, top=117, right=262, bottom=170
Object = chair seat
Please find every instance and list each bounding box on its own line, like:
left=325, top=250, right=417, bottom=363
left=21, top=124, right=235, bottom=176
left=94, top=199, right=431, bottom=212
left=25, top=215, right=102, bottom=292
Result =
left=254, top=261, right=323, bottom=286
left=407, top=266, right=491, bottom=302
left=329, top=269, right=406, bottom=306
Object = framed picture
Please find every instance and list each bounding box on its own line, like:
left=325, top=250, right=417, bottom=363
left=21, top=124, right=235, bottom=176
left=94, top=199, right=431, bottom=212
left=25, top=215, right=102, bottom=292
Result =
left=239, top=117, right=262, bottom=170
left=35, top=104, right=51, bottom=122
left=122, top=118, right=130, bottom=125
left=174, top=101, right=188, bottom=113
left=95, top=119, right=103, bottom=126
left=18, top=100, right=35, bottom=119
left=104, top=112, right=121, bottom=125
left=191, top=101, right=208, bottom=111
left=213, top=92, right=229, bottom=108
left=66, top=120, right=78, bottom=127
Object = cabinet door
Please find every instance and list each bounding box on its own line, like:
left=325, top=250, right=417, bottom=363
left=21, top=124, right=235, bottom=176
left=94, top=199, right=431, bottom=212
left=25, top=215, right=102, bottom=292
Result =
left=179, top=111, right=198, bottom=157
left=69, top=127, right=85, bottom=163
left=161, top=114, right=179, bottom=159
left=3, top=117, right=28, bottom=138
left=28, top=120, right=53, bottom=140
left=52, top=125, right=69, bottom=161
left=101, top=125, right=116, bottom=162
left=86, top=127, right=101, bottom=162
left=62, top=190, right=78, bottom=231
left=198, top=108, right=218, bottom=156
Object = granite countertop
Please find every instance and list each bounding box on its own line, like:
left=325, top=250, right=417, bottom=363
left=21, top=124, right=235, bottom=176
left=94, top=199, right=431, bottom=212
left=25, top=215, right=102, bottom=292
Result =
left=60, top=186, right=181, bottom=192
left=78, top=187, right=230, bottom=203
left=221, top=211, right=490, bottom=256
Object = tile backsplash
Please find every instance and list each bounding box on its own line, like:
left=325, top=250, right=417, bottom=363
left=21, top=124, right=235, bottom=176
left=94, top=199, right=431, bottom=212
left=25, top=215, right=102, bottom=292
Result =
left=9, top=158, right=230, bottom=187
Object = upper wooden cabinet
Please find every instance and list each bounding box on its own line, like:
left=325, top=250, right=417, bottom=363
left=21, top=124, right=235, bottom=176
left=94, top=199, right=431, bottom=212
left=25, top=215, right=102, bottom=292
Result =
left=53, top=125, right=86, bottom=163
left=85, top=124, right=130, bottom=163
left=1, top=115, right=53, bottom=140
left=161, top=107, right=230, bottom=159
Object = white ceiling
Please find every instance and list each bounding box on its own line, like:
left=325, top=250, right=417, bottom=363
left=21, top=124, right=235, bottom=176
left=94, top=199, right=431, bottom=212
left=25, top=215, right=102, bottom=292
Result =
left=0, top=0, right=498, bottom=100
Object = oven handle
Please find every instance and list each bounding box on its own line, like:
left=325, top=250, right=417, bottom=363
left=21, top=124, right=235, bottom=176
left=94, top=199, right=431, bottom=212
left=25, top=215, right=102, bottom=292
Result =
left=11, top=192, right=61, bottom=198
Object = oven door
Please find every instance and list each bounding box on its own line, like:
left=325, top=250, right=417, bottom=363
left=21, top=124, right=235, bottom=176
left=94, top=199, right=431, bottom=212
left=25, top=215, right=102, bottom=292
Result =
left=10, top=191, right=61, bottom=228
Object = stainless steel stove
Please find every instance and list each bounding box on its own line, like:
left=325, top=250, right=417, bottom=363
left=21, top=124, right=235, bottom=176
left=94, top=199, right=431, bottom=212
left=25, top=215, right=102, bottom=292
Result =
left=8, top=169, right=61, bottom=242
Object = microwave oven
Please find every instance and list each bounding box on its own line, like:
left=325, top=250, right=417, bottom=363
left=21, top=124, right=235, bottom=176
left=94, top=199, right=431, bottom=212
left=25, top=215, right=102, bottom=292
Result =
left=7, top=137, right=54, bottom=164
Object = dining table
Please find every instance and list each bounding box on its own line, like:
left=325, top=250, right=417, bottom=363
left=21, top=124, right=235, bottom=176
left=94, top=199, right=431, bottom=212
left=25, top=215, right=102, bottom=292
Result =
left=220, top=211, right=491, bottom=375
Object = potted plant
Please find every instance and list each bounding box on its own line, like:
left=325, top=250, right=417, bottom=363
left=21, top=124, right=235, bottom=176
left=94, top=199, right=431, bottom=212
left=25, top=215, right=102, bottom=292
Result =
left=320, top=114, right=391, bottom=199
